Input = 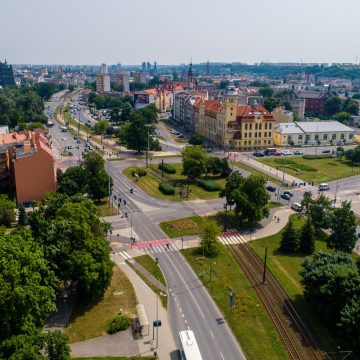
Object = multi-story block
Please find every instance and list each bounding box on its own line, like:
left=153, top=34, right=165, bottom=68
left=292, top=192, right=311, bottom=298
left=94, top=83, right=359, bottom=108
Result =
left=96, top=73, right=110, bottom=93
left=194, top=82, right=275, bottom=150
left=0, top=60, right=15, bottom=86
left=0, top=130, right=56, bottom=203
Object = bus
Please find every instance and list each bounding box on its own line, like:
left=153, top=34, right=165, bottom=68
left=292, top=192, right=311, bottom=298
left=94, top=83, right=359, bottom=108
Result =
left=179, top=330, right=203, bottom=360
left=264, top=147, right=276, bottom=156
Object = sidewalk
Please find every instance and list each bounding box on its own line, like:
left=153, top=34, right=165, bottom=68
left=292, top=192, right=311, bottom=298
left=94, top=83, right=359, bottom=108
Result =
left=131, top=261, right=167, bottom=293
left=228, top=152, right=304, bottom=185
left=118, top=261, right=177, bottom=360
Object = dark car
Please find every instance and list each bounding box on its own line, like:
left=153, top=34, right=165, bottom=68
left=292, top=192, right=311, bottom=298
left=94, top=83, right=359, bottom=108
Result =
left=280, top=193, right=291, bottom=200
left=266, top=185, right=276, bottom=192
left=322, top=149, right=331, bottom=154
left=253, top=151, right=265, bottom=157
left=284, top=190, right=294, bottom=197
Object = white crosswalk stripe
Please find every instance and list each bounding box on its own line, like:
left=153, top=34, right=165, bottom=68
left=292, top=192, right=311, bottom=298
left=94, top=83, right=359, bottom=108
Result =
left=142, top=244, right=177, bottom=254
left=114, top=251, right=132, bottom=260
left=218, top=233, right=246, bottom=245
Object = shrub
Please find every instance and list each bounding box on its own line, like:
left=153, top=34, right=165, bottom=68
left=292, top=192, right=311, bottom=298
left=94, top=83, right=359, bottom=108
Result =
left=198, top=179, right=221, bottom=192
left=107, top=315, right=131, bottom=334
left=159, top=182, right=176, bottom=195
left=158, top=163, right=176, bottom=174
left=131, top=167, right=147, bottom=177
left=302, top=154, right=332, bottom=160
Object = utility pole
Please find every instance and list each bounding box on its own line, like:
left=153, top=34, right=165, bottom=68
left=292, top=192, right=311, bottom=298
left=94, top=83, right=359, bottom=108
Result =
left=107, top=158, right=111, bottom=208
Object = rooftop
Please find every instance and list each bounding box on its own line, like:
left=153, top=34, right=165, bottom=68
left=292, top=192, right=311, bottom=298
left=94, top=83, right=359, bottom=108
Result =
left=296, top=121, right=354, bottom=133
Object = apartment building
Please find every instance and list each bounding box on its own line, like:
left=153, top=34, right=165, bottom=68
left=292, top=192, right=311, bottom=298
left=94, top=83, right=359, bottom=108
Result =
left=96, top=73, right=111, bottom=93
left=0, top=130, right=56, bottom=203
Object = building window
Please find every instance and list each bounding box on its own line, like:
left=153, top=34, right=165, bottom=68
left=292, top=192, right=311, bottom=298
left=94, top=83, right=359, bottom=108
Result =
left=323, top=134, right=328, bottom=140
left=259, top=123, right=262, bottom=130
left=268, top=140, right=271, bottom=144
left=245, top=133, right=247, bottom=138
left=264, top=132, right=267, bottom=137
left=249, top=124, right=252, bottom=130
left=314, top=134, right=319, bottom=140
left=288, top=135, right=292, bottom=141
left=332, top=134, right=336, bottom=140
left=268, top=132, right=271, bottom=137
left=306, top=134, right=311, bottom=141
left=255, top=123, right=258, bottom=130
left=244, top=141, right=247, bottom=145
left=341, top=133, right=345, bottom=140
left=298, top=134, right=303, bottom=140
left=349, top=133, right=354, bottom=139
left=265, top=123, right=268, bottom=130
left=245, top=123, right=248, bottom=130
left=269, top=123, right=272, bottom=129
left=255, top=132, right=258, bottom=138
left=248, top=140, right=251, bottom=145
left=264, top=140, right=267, bottom=144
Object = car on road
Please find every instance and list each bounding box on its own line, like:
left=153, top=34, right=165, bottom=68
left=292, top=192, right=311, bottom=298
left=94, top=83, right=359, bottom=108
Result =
left=266, top=185, right=276, bottom=192
left=284, top=190, right=294, bottom=197
left=253, top=150, right=265, bottom=157
left=67, top=145, right=73, bottom=149
left=319, top=183, right=330, bottom=191
left=76, top=139, right=81, bottom=144
left=282, top=150, right=293, bottom=155
left=294, top=150, right=303, bottom=155
left=291, top=202, right=303, bottom=212
left=62, top=137, right=67, bottom=141
left=280, top=193, right=291, bottom=200
left=273, top=151, right=282, bottom=156
left=322, top=149, right=331, bottom=153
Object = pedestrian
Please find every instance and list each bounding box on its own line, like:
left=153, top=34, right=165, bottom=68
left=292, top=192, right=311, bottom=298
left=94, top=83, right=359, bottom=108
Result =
left=277, top=217, right=280, bottom=223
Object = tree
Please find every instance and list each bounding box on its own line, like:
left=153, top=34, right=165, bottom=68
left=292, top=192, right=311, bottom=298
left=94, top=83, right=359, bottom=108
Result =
left=280, top=219, right=298, bottom=253
left=299, top=217, right=315, bottom=254
left=18, top=204, right=27, bottom=226
left=43, top=331, right=71, bottom=360
left=110, top=107, right=122, bottom=124
left=82, top=152, right=113, bottom=202
left=259, top=87, right=273, bottom=98
left=263, top=97, right=281, bottom=112
left=0, top=194, right=15, bottom=227
left=220, top=172, right=243, bottom=209
left=334, top=111, right=351, bottom=123
left=345, top=145, right=360, bottom=164
left=300, top=191, right=313, bottom=216
left=188, top=133, right=204, bottom=145
left=0, top=230, right=57, bottom=341
left=0, top=333, right=43, bottom=360
left=182, top=146, right=208, bottom=181
left=308, top=194, right=332, bottom=231
left=57, top=166, right=87, bottom=196
left=327, top=200, right=357, bottom=253
left=199, top=221, right=222, bottom=257
left=232, top=175, right=270, bottom=225
left=343, top=98, right=359, bottom=115
left=94, top=119, right=110, bottom=135
left=325, top=96, right=342, bottom=115
left=219, top=158, right=232, bottom=177
left=339, top=297, right=360, bottom=350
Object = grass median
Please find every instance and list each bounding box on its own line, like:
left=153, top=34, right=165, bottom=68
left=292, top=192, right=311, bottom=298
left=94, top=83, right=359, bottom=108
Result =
left=64, top=266, right=137, bottom=343
left=249, top=214, right=339, bottom=354
left=181, top=246, right=288, bottom=360
left=72, top=357, right=156, bottom=360
left=259, top=156, right=360, bottom=183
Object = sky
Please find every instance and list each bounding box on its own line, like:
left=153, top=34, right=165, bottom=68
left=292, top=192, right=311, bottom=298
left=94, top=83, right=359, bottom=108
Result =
left=1, top=0, right=359, bottom=65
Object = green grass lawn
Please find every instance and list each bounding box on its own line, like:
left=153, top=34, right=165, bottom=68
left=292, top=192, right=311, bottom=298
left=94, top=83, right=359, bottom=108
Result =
left=249, top=214, right=339, bottom=354
left=258, top=156, right=360, bottom=183
left=160, top=216, right=206, bottom=238
left=96, top=198, right=119, bottom=217
left=182, top=246, right=288, bottom=360
left=72, top=357, right=156, bottom=360
left=123, top=163, right=225, bottom=201
left=64, top=266, right=137, bottom=343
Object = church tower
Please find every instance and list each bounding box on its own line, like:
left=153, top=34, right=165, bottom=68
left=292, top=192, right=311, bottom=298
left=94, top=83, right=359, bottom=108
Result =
left=187, top=60, right=194, bottom=89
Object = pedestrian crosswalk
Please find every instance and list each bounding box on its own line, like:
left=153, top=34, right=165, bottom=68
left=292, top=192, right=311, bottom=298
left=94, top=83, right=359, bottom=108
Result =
left=218, top=231, right=246, bottom=245
left=113, top=250, right=132, bottom=261
left=141, top=243, right=177, bottom=254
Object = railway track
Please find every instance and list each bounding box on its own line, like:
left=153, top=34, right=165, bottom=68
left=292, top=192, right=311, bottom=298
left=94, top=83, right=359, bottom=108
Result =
left=227, top=240, right=324, bottom=360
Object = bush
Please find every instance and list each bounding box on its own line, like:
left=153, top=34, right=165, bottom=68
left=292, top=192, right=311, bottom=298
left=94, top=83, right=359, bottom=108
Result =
left=198, top=179, right=221, bottom=192
left=107, top=315, right=131, bottom=334
left=159, top=182, right=176, bottom=195
left=158, top=163, right=176, bottom=174
left=131, top=167, right=147, bottom=177
left=302, top=154, right=332, bottom=160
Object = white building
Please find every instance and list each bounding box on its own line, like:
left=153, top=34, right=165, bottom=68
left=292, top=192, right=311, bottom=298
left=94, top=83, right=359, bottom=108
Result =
left=101, top=63, right=108, bottom=74
left=273, top=121, right=354, bottom=146
left=96, top=73, right=110, bottom=93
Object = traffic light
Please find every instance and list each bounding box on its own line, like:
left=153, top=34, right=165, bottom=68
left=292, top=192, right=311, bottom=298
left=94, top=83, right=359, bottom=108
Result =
left=130, top=188, right=133, bottom=194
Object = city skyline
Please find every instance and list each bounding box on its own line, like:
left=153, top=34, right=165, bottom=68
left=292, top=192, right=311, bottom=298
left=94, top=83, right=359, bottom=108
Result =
left=1, top=0, right=359, bottom=65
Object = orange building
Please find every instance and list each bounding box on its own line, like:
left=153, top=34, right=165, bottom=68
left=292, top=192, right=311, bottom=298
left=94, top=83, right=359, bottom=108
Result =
left=0, top=130, right=56, bottom=203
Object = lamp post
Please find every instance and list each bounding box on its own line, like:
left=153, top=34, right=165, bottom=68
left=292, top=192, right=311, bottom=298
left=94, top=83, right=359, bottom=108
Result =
left=145, top=124, right=151, bottom=168
left=223, top=203, right=228, bottom=232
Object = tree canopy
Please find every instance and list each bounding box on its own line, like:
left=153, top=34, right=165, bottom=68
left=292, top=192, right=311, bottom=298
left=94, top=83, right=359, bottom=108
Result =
left=0, top=194, right=15, bottom=227
left=182, top=146, right=208, bottom=181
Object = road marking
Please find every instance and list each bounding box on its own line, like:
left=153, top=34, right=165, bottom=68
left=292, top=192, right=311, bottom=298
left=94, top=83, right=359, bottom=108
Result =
left=182, top=314, right=185, bottom=318
left=187, top=326, right=190, bottom=330
left=210, top=330, right=214, bottom=338
left=220, top=352, right=225, bottom=360
left=163, top=251, right=205, bottom=319
left=184, top=320, right=187, bottom=324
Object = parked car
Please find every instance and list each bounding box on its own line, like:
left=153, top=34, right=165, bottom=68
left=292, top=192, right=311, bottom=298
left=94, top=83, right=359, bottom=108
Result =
left=62, top=137, right=67, bottom=141
left=253, top=151, right=265, bottom=157
left=294, top=150, right=303, bottom=155
left=280, top=193, right=291, bottom=200
left=266, top=185, right=276, bottom=192
left=77, top=139, right=81, bottom=144
left=291, top=203, right=303, bottom=212
left=322, top=149, right=331, bottom=154
left=282, top=150, right=293, bottom=155
left=67, top=151, right=73, bottom=156
left=319, top=183, right=330, bottom=191
left=273, top=151, right=282, bottom=156
left=284, top=190, right=294, bottom=197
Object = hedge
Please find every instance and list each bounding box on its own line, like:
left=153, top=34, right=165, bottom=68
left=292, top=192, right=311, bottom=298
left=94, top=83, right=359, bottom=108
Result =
left=198, top=179, right=221, bottom=192
left=302, top=154, right=332, bottom=160
left=159, top=182, right=176, bottom=195
left=158, top=163, right=176, bottom=174
left=131, top=167, right=147, bottom=177
left=107, top=315, right=131, bottom=334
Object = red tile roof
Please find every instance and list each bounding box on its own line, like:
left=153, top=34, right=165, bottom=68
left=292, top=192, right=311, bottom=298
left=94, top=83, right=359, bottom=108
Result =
left=236, top=105, right=273, bottom=120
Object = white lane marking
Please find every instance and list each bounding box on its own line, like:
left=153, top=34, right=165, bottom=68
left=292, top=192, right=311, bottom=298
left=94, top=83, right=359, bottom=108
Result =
left=187, top=325, right=190, bottom=330
left=220, top=352, right=225, bottom=360
left=182, top=314, right=185, bottom=318
left=163, top=250, right=205, bottom=319
left=120, top=251, right=132, bottom=260
left=184, top=320, right=187, bottom=324
left=210, top=330, right=214, bottom=338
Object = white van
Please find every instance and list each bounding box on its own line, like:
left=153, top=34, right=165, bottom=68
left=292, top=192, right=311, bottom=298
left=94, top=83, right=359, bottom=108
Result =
left=319, top=183, right=329, bottom=191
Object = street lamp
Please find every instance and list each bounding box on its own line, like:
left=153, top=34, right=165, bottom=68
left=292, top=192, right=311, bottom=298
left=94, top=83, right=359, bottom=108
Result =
left=223, top=203, right=228, bottom=232
left=145, top=124, right=151, bottom=168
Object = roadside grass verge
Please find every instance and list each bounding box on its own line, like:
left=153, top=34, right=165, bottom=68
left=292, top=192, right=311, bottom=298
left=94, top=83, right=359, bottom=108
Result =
left=97, top=198, right=119, bottom=217
left=181, top=246, right=288, bottom=360
left=72, top=357, right=156, bottom=360
left=127, top=256, right=167, bottom=309
left=258, top=156, right=360, bottom=183
left=249, top=214, right=339, bottom=354
left=64, top=266, right=137, bottom=343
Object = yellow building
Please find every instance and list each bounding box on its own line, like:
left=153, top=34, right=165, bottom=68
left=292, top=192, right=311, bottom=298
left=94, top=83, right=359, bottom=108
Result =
left=194, top=82, right=275, bottom=150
